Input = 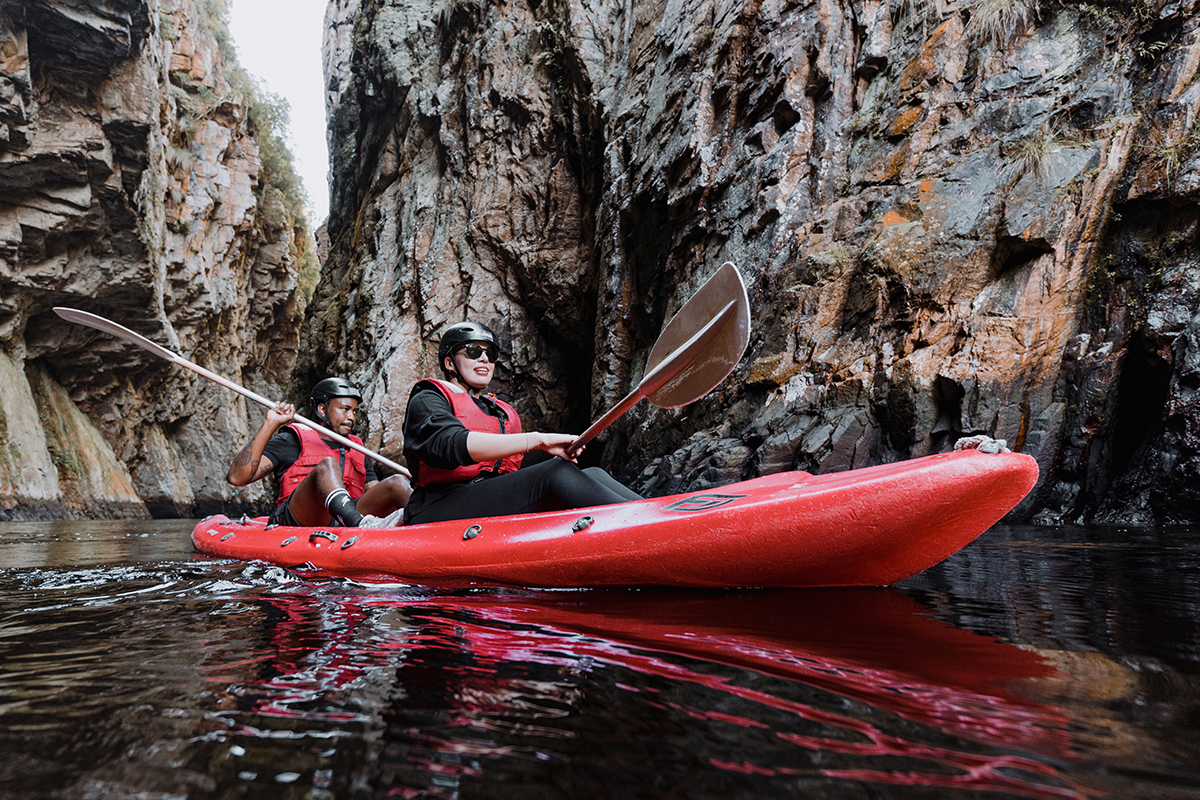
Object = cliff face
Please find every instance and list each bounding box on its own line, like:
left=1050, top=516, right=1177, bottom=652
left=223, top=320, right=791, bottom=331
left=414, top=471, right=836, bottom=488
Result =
left=0, top=0, right=308, bottom=519
left=313, top=0, right=1200, bottom=525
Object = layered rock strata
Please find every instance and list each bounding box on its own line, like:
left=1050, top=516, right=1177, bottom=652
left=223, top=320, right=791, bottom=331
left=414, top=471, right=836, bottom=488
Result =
left=313, top=0, right=1200, bottom=524
left=0, top=0, right=309, bottom=519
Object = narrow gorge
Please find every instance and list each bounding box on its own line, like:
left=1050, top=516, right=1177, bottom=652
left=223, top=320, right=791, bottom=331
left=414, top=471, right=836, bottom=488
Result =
left=1, top=0, right=313, bottom=518
left=4, top=0, right=1200, bottom=525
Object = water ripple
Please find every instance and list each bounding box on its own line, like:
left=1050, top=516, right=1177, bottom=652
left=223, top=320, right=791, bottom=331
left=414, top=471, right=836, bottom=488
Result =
left=0, top=521, right=1197, bottom=798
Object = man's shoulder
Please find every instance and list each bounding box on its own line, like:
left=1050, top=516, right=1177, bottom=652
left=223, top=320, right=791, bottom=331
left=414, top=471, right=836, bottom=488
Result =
left=265, top=425, right=302, bottom=453
left=261, top=425, right=301, bottom=475
left=269, top=425, right=302, bottom=443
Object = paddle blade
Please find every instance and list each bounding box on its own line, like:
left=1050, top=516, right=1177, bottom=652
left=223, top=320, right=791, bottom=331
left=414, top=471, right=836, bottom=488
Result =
left=643, top=262, right=750, bottom=408
left=53, top=307, right=181, bottom=363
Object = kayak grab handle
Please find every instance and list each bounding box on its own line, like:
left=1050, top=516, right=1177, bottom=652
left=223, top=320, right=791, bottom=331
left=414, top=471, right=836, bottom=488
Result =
left=310, top=530, right=339, bottom=544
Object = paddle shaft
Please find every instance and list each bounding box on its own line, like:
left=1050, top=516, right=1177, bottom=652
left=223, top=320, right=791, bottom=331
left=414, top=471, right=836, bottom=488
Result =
left=569, top=297, right=740, bottom=455
left=176, top=356, right=410, bottom=477
left=52, top=308, right=411, bottom=477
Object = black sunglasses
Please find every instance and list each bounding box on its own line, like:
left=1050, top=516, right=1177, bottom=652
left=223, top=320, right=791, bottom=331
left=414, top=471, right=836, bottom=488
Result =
left=455, top=342, right=498, bottom=361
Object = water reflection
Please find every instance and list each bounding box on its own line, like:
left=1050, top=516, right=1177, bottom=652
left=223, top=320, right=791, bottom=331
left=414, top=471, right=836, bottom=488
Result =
left=0, top=518, right=197, bottom=569
left=906, top=526, right=1200, bottom=671
left=0, top=522, right=1197, bottom=798
left=904, top=525, right=1200, bottom=797
left=361, top=590, right=1083, bottom=798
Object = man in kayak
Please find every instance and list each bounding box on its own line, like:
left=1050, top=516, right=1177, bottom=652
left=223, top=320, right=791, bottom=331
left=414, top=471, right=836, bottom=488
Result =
left=402, top=321, right=640, bottom=524
left=227, top=378, right=411, bottom=527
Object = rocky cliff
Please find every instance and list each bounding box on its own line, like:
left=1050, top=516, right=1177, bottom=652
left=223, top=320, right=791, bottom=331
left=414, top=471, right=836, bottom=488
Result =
left=0, top=0, right=312, bottom=519
left=310, top=0, right=1200, bottom=525
left=6, top=0, right=1198, bottom=525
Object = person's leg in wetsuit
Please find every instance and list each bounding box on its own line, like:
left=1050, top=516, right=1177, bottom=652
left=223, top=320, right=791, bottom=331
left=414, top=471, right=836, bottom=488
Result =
left=406, top=459, right=640, bottom=525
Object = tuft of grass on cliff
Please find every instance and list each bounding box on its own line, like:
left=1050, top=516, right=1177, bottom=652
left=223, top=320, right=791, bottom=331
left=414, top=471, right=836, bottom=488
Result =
left=195, top=0, right=321, bottom=300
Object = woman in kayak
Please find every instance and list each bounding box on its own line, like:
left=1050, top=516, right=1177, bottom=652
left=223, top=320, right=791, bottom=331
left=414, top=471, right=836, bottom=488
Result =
left=402, top=321, right=641, bottom=525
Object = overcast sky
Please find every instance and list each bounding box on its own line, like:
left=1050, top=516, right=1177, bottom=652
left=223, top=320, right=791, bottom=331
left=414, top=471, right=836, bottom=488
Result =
left=228, top=0, right=330, bottom=224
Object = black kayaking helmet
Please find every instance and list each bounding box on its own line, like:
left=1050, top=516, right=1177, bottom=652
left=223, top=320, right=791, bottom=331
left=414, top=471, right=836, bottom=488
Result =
left=310, top=377, right=363, bottom=420
left=438, top=321, right=500, bottom=378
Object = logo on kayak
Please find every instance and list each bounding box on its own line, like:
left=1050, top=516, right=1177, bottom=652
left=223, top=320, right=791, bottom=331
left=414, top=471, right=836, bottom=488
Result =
left=663, top=493, right=748, bottom=512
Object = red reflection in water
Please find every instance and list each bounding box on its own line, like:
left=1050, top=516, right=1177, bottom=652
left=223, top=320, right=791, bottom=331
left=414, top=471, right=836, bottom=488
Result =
left=476, top=591, right=1072, bottom=752
left=211, top=587, right=1092, bottom=798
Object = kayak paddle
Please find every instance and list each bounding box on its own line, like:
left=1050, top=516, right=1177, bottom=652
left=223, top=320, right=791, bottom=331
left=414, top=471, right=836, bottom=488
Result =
left=52, top=307, right=412, bottom=478
left=569, top=261, right=751, bottom=455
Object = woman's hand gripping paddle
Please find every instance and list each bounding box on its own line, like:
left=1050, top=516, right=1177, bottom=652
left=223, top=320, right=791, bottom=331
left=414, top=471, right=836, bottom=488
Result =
left=52, top=307, right=412, bottom=478
left=569, top=261, right=751, bottom=456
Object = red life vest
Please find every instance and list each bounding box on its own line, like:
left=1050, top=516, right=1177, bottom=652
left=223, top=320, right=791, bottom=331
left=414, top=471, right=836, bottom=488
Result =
left=276, top=424, right=368, bottom=506
left=410, top=379, right=523, bottom=487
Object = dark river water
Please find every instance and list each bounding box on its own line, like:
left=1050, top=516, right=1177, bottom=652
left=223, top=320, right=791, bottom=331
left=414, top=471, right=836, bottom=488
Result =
left=0, top=520, right=1198, bottom=799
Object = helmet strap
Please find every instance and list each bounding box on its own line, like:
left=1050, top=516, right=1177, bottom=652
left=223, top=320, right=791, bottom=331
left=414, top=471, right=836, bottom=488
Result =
left=314, top=401, right=331, bottom=427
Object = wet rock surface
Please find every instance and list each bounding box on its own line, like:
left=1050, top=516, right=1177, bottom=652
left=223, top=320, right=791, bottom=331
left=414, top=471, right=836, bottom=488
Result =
left=5, top=0, right=1200, bottom=524
left=0, top=0, right=308, bottom=519
left=310, top=0, right=1200, bottom=524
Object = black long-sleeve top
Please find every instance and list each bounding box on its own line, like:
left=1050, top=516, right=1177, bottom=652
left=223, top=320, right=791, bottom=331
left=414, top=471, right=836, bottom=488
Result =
left=402, top=385, right=509, bottom=521
left=401, top=387, right=481, bottom=469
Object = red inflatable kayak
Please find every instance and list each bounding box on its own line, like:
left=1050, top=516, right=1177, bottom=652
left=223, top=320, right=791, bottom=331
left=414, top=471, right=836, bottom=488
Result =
left=192, top=450, right=1038, bottom=588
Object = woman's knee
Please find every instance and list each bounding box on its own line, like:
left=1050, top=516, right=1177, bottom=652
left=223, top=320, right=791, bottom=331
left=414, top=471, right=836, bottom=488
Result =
left=542, top=458, right=580, bottom=476
left=539, top=458, right=587, bottom=488
left=582, top=467, right=641, bottom=500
